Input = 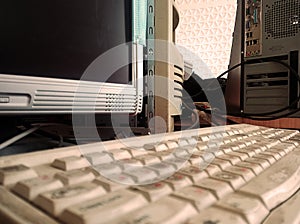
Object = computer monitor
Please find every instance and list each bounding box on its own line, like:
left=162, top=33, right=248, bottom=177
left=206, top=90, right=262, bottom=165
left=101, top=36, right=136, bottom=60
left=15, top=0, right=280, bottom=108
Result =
left=0, top=0, right=144, bottom=115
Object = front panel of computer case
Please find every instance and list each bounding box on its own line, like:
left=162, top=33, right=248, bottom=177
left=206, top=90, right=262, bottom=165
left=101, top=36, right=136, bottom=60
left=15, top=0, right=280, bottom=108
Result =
left=150, top=0, right=184, bottom=133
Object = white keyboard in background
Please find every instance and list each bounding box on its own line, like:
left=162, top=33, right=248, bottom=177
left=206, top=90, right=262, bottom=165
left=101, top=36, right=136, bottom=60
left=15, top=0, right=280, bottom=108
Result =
left=0, top=124, right=300, bottom=224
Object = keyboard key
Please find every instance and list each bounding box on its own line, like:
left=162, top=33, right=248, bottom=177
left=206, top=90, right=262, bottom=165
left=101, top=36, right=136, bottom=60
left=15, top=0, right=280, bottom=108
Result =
left=206, top=147, right=224, bottom=157
left=83, top=152, right=113, bottom=165
left=262, top=150, right=282, bottom=160
left=0, top=186, right=58, bottom=224
left=237, top=148, right=256, bottom=157
left=245, top=157, right=270, bottom=169
left=151, top=150, right=175, bottom=160
left=197, top=142, right=209, bottom=150
left=61, top=189, right=148, bottom=224
left=172, top=186, right=216, bottom=211
left=54, top=169, right=95, bottom=185
left=218, top=154, right=241, bottom=165
left=235, top=161, right=263, bottom=175
left=268, top=147, right=287, bottom=157
left=219, top=144, right=233, bottom=153
left=164, top=141, right=179, bottom=149
left=253, top=153, right=276, bottom=165
left=216, top=193, right=269, bottom=224
left=143, top=143, right=168, bottom=151
left=92, top=163, right=122, bottom=176
left=105, top=149, right=131, bottom=160
left=110, top=196, right=197, bottom=224
left=104, top=173, right=135, bottom=185
left=256, top=138, right=280, bottom=148
left=282, top=140, right=299, bottom=147
left=178, top=166, right=208, bottom=183
left=185, top=206, right=247, bottom=224
left=164, top=157, right=189, bottom=170
left=135, top=155, right=161, bottom=165
left=122, top=147, right=148, bottom=157
left=164, top=173, right=192, bottom=190
left=193, top=151, right=214, bottom=162
left=125, top=167, right=157, bottom=184
left=212, top=171, right=245, bottom=190
left=0, top=164, right=38, bottom=186
left=179, top=145, right=196, bottom=154
left=148, top=162, right=176, bottom=177
left=226, top=143, right=240, bottom=151
left=226, top=151, right=249, bottom=161
left=195, top=178, right=232, bottom=199
left=225, top=166, right=255, bottom=181
left=272, top=143, right=296, bottom=154
left=93, top=176, right=127, bottom=192
left=173, top=147, right=191, bottom=158
left=244, top=138, right=257, bottom=146
left=188, top=154, right=204, bottom=165
left=198, top=134, right=210, bottom=142
left=133, top=181, right=172, bottom=202
left=239, top=148, right=300, bottom=210
left=34, top=182, right=106, bottom=216
left=183, top=137, right=198, bottom=145
left=222, top=137, right=233, bottom=144
left=13, top=176, right=64, bottom=200
left=115, top=158, right=143, bottom=170
left=250, top=143, right=267, bottom=151
left=52, top=156, right=90, bottom=171
left=176, top=138, right=189, bottom=147
left=211, top=158, right=231, bottom=170
left=203, top=164, right=222, bottom=176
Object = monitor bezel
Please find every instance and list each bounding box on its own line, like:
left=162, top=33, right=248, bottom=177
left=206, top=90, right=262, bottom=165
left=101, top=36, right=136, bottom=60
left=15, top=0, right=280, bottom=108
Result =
left=0, top=43, right=143, bottom=115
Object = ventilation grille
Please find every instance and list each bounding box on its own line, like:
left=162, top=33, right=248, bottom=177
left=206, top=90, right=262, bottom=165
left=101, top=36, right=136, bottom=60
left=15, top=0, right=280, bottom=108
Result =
left=244, top=71, right=289, bottom=113
left=173, top=65, right=184, bottom=100
left=33, top=90, right=138, bottom=112
left=265, top=0, right=300, bottom=39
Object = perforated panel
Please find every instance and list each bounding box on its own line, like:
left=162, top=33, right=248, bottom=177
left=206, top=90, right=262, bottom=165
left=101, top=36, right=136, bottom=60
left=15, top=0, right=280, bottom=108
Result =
left=265, top=0, right=300, bottom=39
left=176, top=0, right=237, bottom=79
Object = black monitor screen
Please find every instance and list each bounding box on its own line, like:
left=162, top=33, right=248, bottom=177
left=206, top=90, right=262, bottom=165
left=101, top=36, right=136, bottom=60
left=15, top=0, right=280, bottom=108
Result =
left=0, top=0, right=132, bottom=84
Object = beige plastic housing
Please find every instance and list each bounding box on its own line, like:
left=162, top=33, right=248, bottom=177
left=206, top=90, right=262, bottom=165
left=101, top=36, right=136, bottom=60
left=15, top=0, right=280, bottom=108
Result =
left=154, top=0, right=184, bottom=133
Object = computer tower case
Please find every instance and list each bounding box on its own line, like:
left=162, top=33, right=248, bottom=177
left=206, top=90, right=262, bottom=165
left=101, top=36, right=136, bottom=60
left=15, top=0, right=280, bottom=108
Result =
left=243, top=0, right=300, bottom=114
left=226, top=0, right=300, bottom=116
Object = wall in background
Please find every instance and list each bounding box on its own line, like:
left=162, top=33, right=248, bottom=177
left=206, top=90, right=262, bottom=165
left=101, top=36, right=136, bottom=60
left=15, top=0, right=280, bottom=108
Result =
left=176, top=0, right=237, bottom=79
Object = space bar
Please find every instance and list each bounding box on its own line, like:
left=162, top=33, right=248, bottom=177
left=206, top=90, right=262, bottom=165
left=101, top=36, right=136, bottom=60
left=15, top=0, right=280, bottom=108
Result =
left=238, top=147, right=300, bottom=210
left=0, top=186, right=58, bottom=224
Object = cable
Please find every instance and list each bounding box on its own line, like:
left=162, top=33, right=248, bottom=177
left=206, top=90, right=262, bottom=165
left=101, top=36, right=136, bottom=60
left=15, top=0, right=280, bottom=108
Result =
left=192, top=62, right=243, bottom=97
left=0, top=126, right=41, bottom=150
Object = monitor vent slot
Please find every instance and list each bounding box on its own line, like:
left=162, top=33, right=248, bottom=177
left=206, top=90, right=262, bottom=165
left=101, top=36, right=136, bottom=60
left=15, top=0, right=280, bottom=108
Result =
left=265, top=0, right=300, bottom=39
left=105, top=94, right=127, bottom=112
left=33, top=90, right=137, bottom=112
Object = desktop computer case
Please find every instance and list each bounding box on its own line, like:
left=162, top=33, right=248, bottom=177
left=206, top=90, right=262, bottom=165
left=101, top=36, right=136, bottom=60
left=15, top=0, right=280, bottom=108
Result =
left=145, top=0, right=184, bottom=133
left=243, top=0, right=300, bottom=114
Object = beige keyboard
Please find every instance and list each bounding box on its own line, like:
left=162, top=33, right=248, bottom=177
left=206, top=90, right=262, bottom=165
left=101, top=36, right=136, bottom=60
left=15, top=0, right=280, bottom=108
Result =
left=1, top=124, right=300, bottom=224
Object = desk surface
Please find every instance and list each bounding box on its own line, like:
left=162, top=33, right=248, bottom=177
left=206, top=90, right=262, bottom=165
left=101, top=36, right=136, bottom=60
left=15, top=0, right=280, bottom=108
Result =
left=227, top=116, right=300, bottom=129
